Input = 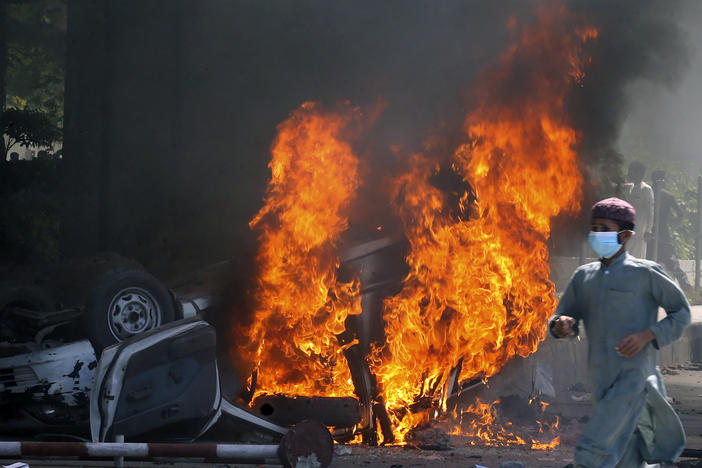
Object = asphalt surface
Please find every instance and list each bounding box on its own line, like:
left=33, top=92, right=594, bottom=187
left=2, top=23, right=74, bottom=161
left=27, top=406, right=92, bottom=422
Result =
left=1, top=368, right=700, bottom=468
left=2, top=306, right=701, bottom=468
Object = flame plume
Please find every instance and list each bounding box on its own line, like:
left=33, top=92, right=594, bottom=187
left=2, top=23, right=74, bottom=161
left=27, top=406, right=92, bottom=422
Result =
left=239, top=4, right=596, bottom=448
left=243, top=102, right=362, bottom=397
left=372, top=7, right=596, bottom=440
left=451, top=398, right=561, bottom=450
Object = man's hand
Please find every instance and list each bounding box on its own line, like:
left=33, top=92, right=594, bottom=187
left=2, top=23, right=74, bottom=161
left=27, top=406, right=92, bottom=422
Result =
left=553, top=316, right=576, bottom=338
left=615, top=329, right=656, bottom=357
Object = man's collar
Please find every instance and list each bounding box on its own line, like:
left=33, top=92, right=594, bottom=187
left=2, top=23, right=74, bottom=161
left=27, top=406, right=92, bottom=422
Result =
left=600, top=250, right=628, bottom=268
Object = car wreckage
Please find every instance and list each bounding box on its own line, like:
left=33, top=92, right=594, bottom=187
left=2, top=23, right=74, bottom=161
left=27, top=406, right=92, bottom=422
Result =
left=0, top=240, right=401, bottom=445
left=0, top=238, right=488, bottom=449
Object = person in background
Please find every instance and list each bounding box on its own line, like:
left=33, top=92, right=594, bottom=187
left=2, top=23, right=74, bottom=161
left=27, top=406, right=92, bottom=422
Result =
left=621, top=161, right=654, bottom=259
left=649, top=170, right=692, bottom=292
left=552, top=197, right=690, bottom=468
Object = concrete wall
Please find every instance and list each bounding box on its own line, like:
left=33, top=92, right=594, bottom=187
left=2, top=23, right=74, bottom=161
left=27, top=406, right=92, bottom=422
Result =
left=484, top=321, right=702, bottom=403
left=550, top=256, right=700, bottom=293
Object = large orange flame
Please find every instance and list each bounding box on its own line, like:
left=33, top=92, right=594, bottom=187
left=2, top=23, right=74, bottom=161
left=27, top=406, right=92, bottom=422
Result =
left=450, top=398, right=560, bottom=450
left=243, top=102, right=362, bottom=397
left=239, top=3, right=597, bottom=448
left=371, top=7, right=595, bottom=440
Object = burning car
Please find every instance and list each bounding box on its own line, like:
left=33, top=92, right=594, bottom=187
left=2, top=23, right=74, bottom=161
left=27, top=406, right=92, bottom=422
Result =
left=1, top=6, right=592, bottom=449
left=225, top=7, right=592, bottom=446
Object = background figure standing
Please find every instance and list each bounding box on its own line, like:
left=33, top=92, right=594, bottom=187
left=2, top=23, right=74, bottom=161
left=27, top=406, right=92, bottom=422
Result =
left=649, top=170, right=693, bottom=291
left=621, top=161, right=654, bottom=258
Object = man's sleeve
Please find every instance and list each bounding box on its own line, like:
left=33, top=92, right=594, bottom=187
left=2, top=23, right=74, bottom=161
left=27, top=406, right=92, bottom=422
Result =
left=648, top=264, right=691, bottom=349
left=548, top=269, right=582, bottom=339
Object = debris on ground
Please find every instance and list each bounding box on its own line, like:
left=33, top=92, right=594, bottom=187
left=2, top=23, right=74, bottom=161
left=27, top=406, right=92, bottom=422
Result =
left=678, top=460, right=702, bottom=468
left=499, top=462, right=528, bottom=468
left=405, top=426, right=453, bottom=451
left=569, top=392, right=591, bottom=402
left=335, top=445, right=353, bottom=456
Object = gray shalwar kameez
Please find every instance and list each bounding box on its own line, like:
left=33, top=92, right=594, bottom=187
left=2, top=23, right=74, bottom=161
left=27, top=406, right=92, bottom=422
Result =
left=549, top=252, right=691, bottom=468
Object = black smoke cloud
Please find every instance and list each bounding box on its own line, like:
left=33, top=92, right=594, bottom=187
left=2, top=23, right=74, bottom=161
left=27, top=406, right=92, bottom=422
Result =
left=566, top=0, right=690, bottom=177
left=63, top=1, right=692, bottom=274
left=346, top=0, right=692, bottom=248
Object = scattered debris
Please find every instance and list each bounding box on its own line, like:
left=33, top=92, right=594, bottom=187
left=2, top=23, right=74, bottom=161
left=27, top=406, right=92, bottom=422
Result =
left=294, top=453, right=321, bottom=468
left=569, top=382, right=587, bottom=392
left=677, top=461, right=702, bottom=468
left=499, top=462, right=528, bottom=468
left=335, top=445, right=353, bottom=456
left=405, top=426, right=453, bottom=451
left=570, top=392, right=591, bottom=402
left=497, top=394, right=541, bottom=424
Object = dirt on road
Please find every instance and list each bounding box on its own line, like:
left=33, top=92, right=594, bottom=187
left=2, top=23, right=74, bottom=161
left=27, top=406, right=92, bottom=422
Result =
left=1, top=368, right=701, bottom=468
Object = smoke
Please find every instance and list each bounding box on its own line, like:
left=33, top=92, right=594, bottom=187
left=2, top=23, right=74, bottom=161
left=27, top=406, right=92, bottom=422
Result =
left=617, top=1, right=702, bottom=170
left=344, top=1, right=693, bottom=251
left=566, top=0, right=691, bottom=180
left=63, top=0, right=694, bottom=274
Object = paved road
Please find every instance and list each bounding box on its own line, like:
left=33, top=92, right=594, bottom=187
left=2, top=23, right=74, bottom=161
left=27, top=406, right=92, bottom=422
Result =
left=2, top=305, right=700, bottom=468
left=2, top=366, right=700, bottom=468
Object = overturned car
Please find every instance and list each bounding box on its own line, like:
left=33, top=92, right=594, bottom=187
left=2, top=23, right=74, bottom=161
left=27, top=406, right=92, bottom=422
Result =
left=0, top=254, right=219, bottom=437
left=0, top=248, right=370, bottom=444
left=0, top=237, right=484, bottom=446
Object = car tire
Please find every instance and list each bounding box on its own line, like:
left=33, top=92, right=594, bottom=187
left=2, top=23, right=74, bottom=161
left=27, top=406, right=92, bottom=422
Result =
left=84, top=269, right=176, bottom=353
left=0, top=281, right=55, bottom=313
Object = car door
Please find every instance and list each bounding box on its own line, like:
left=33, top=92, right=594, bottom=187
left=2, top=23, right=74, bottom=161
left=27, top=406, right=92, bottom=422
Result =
left=90, top=318, right=221, bottom=442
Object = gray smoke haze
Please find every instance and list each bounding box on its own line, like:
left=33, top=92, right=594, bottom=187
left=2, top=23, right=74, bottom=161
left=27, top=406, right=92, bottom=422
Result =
left=345, top=0, right=694, bottom=248
left=617, top=1, right=702, bottom=170
left=566, top=0, right=691, bottom=178
left=63, top=0, right=696, bottom=275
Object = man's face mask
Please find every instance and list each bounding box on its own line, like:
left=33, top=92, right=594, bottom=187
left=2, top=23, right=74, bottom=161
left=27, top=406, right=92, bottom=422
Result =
left=588, top=230, right=626, bottom=259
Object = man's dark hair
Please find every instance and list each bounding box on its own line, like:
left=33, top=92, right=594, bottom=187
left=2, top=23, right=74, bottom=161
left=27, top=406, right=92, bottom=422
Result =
left=628, top=161, right=645, bottom=180
left=617, top=220, right=635, bottom=231
left=651, top=169, right=666, bottom=182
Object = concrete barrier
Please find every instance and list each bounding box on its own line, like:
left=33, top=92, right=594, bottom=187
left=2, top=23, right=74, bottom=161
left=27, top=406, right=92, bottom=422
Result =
left=484, top=310, right=702, bottom=401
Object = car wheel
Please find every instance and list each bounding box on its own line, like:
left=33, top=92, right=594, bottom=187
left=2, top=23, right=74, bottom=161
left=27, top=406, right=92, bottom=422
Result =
left=85, top=269, right=176, bottom=353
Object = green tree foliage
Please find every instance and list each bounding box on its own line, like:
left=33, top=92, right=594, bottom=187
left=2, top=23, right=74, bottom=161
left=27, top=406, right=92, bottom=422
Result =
left=0, top=1, right=65, bottom=264
left=622, top=154, right=702, bottom=261
left=1, top=107, right=61, bottom=157
left=666, top=171, right=701, bottom=261
left=5, top=0, right=66, bottom=124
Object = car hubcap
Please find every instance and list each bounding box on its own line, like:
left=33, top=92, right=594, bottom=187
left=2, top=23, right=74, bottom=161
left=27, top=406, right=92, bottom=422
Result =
left=108, top=287, right=161, bottom=341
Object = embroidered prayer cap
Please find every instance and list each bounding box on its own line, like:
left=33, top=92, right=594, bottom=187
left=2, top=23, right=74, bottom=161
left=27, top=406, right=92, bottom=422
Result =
left=591, top=197, right=636, bottom=226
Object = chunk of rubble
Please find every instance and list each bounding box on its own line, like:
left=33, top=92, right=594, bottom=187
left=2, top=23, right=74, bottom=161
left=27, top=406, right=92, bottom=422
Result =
left=499, top=462, right=528, bottom=468
left=405, top=426, right=453, bottom=451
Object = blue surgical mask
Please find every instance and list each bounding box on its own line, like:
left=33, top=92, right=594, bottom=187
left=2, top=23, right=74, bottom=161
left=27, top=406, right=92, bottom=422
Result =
left=588, top=231, right=623, bottom=258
